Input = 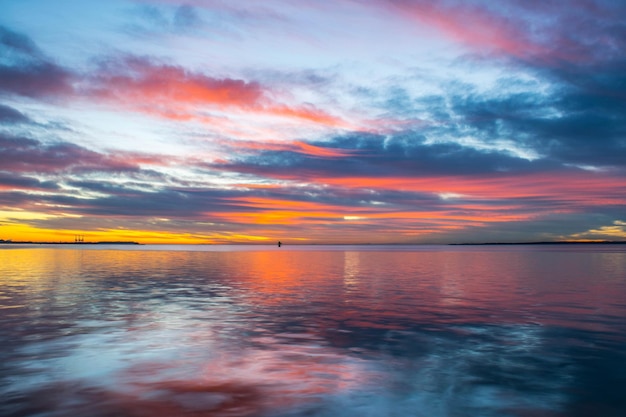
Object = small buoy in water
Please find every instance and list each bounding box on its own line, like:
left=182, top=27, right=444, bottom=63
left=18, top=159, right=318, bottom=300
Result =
left=278, top=241, right=282, bottom=247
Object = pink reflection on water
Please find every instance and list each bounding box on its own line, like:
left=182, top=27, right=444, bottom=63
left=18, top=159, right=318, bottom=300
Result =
left=55, top=338, right=377, bottom=416
left=1, top=246, right=626, bottom=416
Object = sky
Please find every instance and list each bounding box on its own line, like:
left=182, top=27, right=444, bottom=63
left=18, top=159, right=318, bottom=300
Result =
left=1, top=0, right=625, bottom=244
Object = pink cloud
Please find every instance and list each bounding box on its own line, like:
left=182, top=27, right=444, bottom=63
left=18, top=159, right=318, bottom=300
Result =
left=380, top=0, right=625, bottom=65
left=84, top=57, right=347, bottom=128
left=387, top=0, right=550, bottom=60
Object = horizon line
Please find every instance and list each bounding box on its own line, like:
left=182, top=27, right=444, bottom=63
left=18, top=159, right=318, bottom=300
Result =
left=2, top=240, right=626, bottom=246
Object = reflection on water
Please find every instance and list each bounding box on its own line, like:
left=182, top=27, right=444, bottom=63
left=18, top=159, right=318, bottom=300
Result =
left=1, top=245, right=626, bottom=416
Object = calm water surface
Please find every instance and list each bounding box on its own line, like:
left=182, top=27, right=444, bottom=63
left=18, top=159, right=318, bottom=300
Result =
left=1, top=245, right=625, bottom=416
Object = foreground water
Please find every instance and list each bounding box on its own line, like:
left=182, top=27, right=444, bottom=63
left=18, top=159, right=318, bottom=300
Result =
left=1, top=244, right=625, bottom=417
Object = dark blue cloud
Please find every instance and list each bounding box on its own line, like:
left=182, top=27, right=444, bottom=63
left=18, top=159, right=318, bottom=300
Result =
left=214, top=131, right=560, bottom=180
left=0, top=133, right=153, bottom=175
left=375, top=68, right=626, bottom=171
left=0, top=25, right=73, bottom=98
left=0, top=104, right=30, bottom=123
left=529, top=61, right=626, bottom=167
left=0, top=172, right=58, bottom=191
left=0, top=25, right=40, bottom=55
left=363, top=1, right=626, bottom=171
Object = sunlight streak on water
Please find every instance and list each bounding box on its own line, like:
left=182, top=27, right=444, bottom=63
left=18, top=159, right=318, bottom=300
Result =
left=1, top=245, right=625, bottom=416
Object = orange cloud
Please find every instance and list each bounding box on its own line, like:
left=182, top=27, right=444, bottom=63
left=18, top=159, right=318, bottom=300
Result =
left=218, top=138, right=358, bottom=158
left=87, top=58, right=347, bottom=129
left=282, top=171, right=626, bottom=206
left=267, top=104, right=349, bottom=128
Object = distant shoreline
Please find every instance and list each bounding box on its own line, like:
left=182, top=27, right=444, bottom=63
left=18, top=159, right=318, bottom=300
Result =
left=0, top=241, right=141, bottom=245
left=449, top=241, right=626, bottom=245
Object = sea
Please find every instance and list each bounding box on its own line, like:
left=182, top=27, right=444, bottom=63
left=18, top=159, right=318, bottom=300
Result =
left=1, top=244, right=625, bottom=417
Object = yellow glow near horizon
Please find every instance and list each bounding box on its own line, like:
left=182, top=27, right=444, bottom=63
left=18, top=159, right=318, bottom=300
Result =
left=0, top=222, right=280, bottom=245
left=570, top=221, right=626, bottom=240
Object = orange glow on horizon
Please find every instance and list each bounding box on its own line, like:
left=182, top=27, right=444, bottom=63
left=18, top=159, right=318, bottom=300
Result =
left=0, top=223, right=276, bottom=245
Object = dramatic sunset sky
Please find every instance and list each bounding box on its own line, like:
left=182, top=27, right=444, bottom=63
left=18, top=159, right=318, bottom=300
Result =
left=1, top=0, right=625, bottom=244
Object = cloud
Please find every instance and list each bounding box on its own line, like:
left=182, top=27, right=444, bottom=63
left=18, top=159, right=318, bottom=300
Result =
left=80, top=55, right=347, bottom=128
left=88, top=56, right=263, bottom=108
left=368, top=65, right=626, bottom=171
left=203, top=131, right=626, bottom=236
left=127, top=2, right=241, bottom=37
left=0, top=172, right=58, bottom=192
left=0, top=25, right=73, bottom=98
left=0, top=134, right=118, bottom=174
left=1, top=25, right=345, bottom=130
left=173, top=4, right=203, bottom=32
left=433, top=71, right=626, bottom=169
left=0, top=104, right=31, bottom=123
left=0, top=24, right=41, bottom=55
left=382, top=0, right=626, bottom=65
left=214, top=132, right=554, bottom=180
left=0, top=133, right=172, bottom=176
left=569, top=219, right=626, bottom=241
left=215, top=138, right=359, bottom=158
left=379, top=1, right=626, bottom=170
left=3, top=179, right=261, bottom=228
left=386, top=0, right=548, bottom=60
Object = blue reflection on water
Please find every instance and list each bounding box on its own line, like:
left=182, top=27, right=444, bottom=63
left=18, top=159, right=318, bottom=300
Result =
left=1, top=245, right=625, bottom=416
